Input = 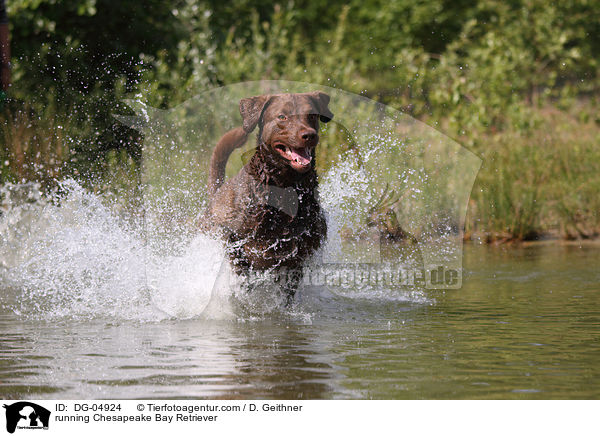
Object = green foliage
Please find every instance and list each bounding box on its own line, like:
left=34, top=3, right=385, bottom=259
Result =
left=7, top=0, right=598, bottom=132
left=2, top=0, right=600, bottom=240
left=1, top=101, right=72, bottom=186
left=466, top=106, right=600, bottom=241
left=6, top=0, right=183, bottom=164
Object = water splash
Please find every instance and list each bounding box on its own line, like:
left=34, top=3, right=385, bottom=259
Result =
left=0, top=174, right=432, bottom=322
left=0, top=180, right=229, bottom=321
left=0, top=80, right=485, bottom=321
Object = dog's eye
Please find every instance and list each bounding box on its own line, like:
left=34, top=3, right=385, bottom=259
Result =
left=277, top=114, right=287, bottom=121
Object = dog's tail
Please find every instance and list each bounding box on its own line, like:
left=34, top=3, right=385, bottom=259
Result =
left=208, top=126, right=249, bottom=195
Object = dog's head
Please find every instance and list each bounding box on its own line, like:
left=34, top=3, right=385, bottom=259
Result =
left=240, top=91, right=333, bottom=174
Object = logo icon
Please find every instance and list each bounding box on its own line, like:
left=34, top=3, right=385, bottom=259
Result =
left=3, top=402, right=50, bottom=433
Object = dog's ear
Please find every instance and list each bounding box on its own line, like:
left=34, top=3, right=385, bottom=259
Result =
left=309, top=91, right=334, bottom=123
left=239, top=94, right=271, bottom=133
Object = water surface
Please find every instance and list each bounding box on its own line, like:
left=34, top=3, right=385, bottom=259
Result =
left=1, top=243, right=598, bottom=399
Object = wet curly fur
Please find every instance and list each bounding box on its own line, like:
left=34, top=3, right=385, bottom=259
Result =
left=203, top=92, right=333, bottom=300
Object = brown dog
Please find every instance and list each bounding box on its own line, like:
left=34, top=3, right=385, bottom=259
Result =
left=204, top=91, right=333, bottom=300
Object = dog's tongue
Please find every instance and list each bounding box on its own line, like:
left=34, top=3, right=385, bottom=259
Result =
left=288, top=147, right=311, bottom=166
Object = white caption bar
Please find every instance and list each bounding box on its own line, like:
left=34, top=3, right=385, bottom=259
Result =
left=0, top=400, right=596, bottom=436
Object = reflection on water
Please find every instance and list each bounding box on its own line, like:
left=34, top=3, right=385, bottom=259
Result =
left=1, top=243, right=599, bottom=399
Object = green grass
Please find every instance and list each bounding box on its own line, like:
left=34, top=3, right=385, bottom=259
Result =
left=465, top=105, right=600, bottom=242
left=1, top=102, right=70, bottom=187
left=2, top=98, right=599, bottom=243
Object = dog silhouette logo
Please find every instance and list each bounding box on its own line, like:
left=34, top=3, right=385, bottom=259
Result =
left=3, top=402, right=50, bottom=433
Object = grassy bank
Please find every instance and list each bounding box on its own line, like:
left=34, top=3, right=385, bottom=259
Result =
left=2, top=98, right=599, bottom=243
left=466, top=103, right=600, bottom=242
left=2, top=0, right=599, bottom=243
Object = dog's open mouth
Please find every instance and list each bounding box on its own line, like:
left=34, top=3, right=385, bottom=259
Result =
left=273, top=143, right=312, bottom=172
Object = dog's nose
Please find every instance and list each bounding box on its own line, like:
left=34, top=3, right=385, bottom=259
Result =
left=300, top=129, right=317, bottom=143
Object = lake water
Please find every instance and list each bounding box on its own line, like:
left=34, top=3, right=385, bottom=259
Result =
left=1, top=242, right=598, bottom=399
